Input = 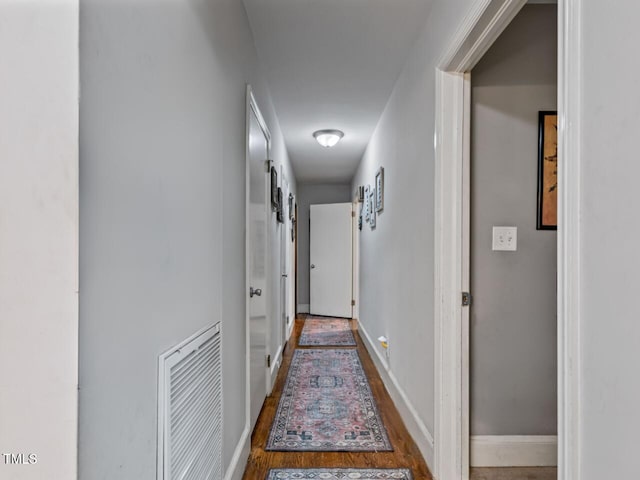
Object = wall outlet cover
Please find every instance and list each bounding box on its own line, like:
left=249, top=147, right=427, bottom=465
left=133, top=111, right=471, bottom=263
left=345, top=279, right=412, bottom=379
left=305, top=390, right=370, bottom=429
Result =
left=492, top=226, right=517, bottom=251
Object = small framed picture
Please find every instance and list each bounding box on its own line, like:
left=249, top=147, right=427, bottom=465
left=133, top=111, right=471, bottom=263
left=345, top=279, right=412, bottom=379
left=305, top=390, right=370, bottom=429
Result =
left=375, top=167, right=384, bottom=212
left=537, top=111, right=558, bottom=230
left=276, top=187, right=284, bottom=223
left=270, top=166, right=278, bottom=211
left=364, top=185, right=371, bottom=222
left=288, top=193, right=294, bottom=220
left=369, top=189, right=376, bottom=228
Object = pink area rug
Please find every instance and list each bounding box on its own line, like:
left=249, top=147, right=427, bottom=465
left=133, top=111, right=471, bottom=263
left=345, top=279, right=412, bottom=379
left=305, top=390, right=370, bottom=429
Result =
left=266, top=349, right=392, bottom=452
left=267, top=468, right=413, bottom=479
left=298, top=317, right=356, bottom=347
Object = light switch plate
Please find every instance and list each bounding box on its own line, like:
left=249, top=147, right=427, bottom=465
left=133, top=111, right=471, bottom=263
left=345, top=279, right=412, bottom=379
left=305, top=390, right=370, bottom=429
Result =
left=492, top=226, right=517, bottom=251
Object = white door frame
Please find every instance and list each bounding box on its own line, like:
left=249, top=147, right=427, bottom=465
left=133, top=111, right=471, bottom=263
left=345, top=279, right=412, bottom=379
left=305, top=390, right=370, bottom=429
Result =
left=433, top=1, right=582, bottom=480
left=245, top=84, right=272, bottom=424
left=352, top=191, right=360, bottom=320
left=280, top=167, right=290, bottom=344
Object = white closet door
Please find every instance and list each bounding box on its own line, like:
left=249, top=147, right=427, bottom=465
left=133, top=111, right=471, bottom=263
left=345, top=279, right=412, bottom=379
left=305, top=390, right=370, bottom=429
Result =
left=310, top=203, right=353, bottom=318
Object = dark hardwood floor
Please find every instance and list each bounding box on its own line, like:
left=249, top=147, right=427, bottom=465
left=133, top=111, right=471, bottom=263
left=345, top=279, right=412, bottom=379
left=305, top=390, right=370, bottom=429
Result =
left=241, top=316, right=433, bottom=479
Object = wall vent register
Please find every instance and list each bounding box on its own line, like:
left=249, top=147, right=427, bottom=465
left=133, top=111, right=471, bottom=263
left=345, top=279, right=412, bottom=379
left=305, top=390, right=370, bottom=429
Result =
left=157, top=322, right=222, bottom=480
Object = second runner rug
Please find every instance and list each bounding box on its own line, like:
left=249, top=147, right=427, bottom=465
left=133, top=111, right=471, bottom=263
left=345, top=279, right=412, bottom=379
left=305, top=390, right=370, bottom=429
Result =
left=266, top=348, right=392, bottom=452
left=298, top=317, right=357, bottom=346
left=266, top=468, right=413, bottom=479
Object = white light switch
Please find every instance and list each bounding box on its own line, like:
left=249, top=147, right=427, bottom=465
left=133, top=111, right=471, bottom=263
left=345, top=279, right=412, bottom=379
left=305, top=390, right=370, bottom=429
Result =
left=492, top=226, right=517, bottom=251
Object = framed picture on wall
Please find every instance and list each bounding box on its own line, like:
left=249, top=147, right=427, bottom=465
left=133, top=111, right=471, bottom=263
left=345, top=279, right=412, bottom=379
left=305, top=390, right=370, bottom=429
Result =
left=375, top=167, right=384, bottom=212
left=364, top=185, right=371, bottom=222
left=277, top=187, right=284, bottom=223
left=537, top=111, right=558, bottom=230
left=270, top=166, right=278, bottom=211
left=369, top=189, right=376, bottom=228
left=288, top=193, right=294, bottom=220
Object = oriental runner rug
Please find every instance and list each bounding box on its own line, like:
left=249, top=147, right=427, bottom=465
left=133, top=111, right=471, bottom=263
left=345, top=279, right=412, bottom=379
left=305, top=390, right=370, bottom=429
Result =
left=266, top=468, right=413, bottom=479
left=266, top=349, right=392, bottom=452
left=298, top=317, right=357, bottom=347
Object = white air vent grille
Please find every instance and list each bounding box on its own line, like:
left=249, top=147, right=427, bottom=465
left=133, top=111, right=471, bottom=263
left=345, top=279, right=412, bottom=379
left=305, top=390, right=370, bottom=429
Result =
left=158, top=323, right=222, bottom=480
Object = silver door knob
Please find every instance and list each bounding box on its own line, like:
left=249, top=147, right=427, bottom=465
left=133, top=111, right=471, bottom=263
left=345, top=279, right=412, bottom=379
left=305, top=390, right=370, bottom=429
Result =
left=249, top=287, right=262, bottom=298
left=310, top=264, right=316, bottom=269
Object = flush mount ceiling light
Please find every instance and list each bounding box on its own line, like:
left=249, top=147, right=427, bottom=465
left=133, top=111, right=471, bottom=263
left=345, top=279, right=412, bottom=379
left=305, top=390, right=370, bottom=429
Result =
left=313, top=129, right=344, bottom=148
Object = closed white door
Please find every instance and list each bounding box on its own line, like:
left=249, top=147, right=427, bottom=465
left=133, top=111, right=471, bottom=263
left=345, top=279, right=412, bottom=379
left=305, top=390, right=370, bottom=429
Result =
left=247, top=92, right=269, bottom=430
left=310, top=203, right=353, bottom=318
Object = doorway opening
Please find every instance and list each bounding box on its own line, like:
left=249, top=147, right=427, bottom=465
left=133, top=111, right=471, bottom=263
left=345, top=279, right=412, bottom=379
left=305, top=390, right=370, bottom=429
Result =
left=469, top=5, right=558, bottom=479
left=433, top=1, right=582, bottom=480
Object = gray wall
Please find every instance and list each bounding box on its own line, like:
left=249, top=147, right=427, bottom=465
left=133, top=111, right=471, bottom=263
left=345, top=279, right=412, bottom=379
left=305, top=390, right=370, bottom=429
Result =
left=296, top=183, right=352, bottom=309
left=79, top=1, right=294, bottom=478
left=470, top=5, right=557, bottom=436
left=351, top=0, right=482, bottom=465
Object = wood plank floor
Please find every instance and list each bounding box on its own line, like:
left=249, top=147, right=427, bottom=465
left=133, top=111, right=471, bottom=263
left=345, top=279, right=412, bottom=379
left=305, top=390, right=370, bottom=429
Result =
left=242, top=316, right=433, bottom=479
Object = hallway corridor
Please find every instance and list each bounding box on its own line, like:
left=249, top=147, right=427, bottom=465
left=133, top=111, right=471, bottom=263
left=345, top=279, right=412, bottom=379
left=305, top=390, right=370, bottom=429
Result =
left=242, top=316, right=432, bottom=479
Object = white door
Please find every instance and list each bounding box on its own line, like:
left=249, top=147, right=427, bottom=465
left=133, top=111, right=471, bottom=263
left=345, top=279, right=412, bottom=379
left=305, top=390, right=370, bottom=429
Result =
left=247, top=90, right=269, bottom=429
left=310, top=203, right=353, bottom=318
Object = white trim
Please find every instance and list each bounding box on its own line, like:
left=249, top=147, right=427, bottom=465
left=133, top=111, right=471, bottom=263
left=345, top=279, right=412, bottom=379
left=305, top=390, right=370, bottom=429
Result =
left=358, top=321, right=435, bottom=467
left=557, top=1, right=582, bottom=479
left=286, top=317, right=295, bottom=340
left=438, top=0, right=527, bottom=72
left=269, top=343, right=284, bottom=388
left=434, top=67, right=466, bottom=480
left=223, top=425, right=251, bottom=480
left=297, top=303, right=310, bottom=314
left=470, top=436, right=558, bottom=467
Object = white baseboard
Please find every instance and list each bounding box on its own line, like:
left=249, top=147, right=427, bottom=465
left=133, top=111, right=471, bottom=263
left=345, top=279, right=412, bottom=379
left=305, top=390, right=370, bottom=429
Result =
left=470, top=435, right=558, bottom=467
left=269, top=344, right=283, bottom=391
left=286, top=318, right=295, bottom=340
left=358, top=321, right=435, bottom=468
left=297, top=304, right=309, bottom=314
left=224, top=425, right=250, bottom=480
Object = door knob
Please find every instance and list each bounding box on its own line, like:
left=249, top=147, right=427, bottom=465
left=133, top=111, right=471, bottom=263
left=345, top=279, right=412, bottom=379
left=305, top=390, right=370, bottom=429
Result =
left=282, top=274, right=288, bottom=278
left=249, top=287, right=262, bottom=298
left=310, top=264, right=316, bottom=269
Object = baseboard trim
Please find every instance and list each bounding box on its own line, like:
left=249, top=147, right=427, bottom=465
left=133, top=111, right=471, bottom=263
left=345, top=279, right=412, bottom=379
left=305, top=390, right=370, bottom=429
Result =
left=224, top=425, right=250, bottom=480
left=286, top=318, right=295, bottom=340
left=297, top=304, right=310, bottom=314
left=357, top=321, right=435, bottom=467
left=269, top=344, right=283, bottom=390
left=470, top=435, right=558, bottom=467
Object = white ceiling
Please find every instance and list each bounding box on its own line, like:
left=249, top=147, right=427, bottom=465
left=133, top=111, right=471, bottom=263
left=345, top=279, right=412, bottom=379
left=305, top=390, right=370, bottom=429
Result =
left=243, top=0, right=434, bottom=184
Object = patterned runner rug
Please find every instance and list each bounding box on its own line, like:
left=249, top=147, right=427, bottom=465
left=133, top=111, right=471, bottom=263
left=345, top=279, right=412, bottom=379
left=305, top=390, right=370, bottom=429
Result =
left=266, top=349, right=392, bottom=451
left=298, top=317, right=357, bottom=346
left=267, top=468, right=413, bottom=479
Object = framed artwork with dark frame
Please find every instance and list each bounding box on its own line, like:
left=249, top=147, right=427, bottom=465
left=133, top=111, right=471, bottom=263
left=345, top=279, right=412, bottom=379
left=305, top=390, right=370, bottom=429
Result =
left=375, top=166, right=384, bottom=212
left=288, top=193, right=294, bottom=220
left=270, top=166, right=278, bottom=211
left=276, top=187, right=284, bottom=223
left=369, top=189, right=376, bottom=228
left=537, top=111, right=558, bottom=230
left=363, top=185, right=371, bottom=223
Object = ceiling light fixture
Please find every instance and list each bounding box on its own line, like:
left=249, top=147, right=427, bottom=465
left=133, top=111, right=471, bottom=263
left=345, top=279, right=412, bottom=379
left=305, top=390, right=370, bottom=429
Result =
left=313, top=129, right=344, bottom=148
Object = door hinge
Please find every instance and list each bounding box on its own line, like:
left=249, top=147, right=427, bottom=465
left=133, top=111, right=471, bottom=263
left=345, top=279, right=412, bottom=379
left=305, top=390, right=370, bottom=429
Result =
left=352, top=211, right=356, bottom=217
left=266, top=354, right=271, bottom=368
left=265, top=159, right=272, bottom=172
left=351, top=299, right=356, bottom=306
left=462, top=292, right=473, bottom=307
